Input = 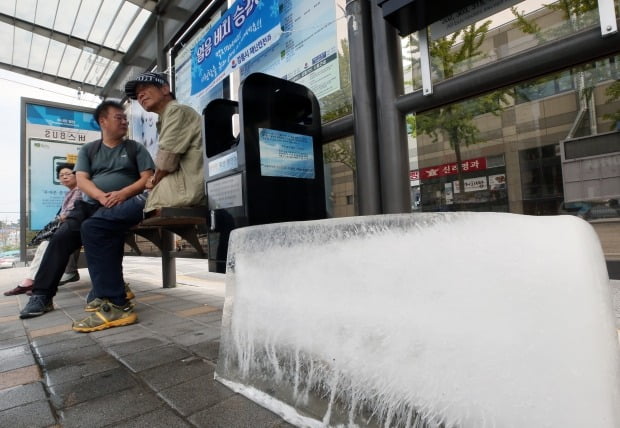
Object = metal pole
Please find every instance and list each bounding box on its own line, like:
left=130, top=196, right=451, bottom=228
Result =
left=369, top=0, right=411, bottom=213
left=346, top=0, right=381, bottom=215
left=156, top=13, right=166, bottom=71
left=161, top=230, right=176, bottom=288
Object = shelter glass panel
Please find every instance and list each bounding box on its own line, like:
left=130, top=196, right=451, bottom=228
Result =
left=409, top=53, right=620, bottom=224
left=403, top=0, right=610, bottom=94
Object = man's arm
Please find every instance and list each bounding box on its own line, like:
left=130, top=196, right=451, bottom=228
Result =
left=77, top=170, right=153, bottom=208
left=76, top=171, right=108, bottom=205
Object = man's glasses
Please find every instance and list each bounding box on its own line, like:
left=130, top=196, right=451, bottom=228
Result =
left=59, top=173, right=74, bottom=177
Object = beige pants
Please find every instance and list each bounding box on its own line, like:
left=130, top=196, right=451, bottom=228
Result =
left=27, top=241, right=79, bottom=280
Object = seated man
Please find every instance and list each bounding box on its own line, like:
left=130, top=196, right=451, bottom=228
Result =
left=124, top=71, right=206, bottom=212
left=19, top=101, right=154, bottom=333
left=4, top=163, right=81, bottom=296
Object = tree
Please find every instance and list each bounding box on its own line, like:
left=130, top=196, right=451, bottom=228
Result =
left=603, top=80, right=620, bottom=130
left=416, top=22, right=508, bottom=197
left=511, top=0, right=602, bottom=136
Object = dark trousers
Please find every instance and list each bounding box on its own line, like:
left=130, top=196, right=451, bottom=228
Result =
left=31, top=220, right=82, bottom=298
left=32, top=195, right=146, bottom=305
left=81, top=194, right=146, bottom=306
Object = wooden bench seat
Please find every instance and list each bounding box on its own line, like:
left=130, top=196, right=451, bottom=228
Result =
left=126, top=206, right=209, bottom=287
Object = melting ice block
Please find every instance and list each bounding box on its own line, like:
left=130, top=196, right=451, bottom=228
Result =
left=215, top=212, right=620, bottom=428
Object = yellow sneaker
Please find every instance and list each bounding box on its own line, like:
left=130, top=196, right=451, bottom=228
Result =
left=73, top=301, right=137, bottom=332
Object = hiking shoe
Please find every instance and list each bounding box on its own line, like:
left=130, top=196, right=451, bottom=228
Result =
left=85, top=298, right=134, bottom=312
left=4, top=284, right=33, bottom=296
left=125, top=283, right=135, bottom=300
left=84, top=298, right=105, bottom=312
left=20, top=295, right=53, bottom=319
left=59, top=271, right=80, bottom=285
left=73, top=301, right=137, bottom=333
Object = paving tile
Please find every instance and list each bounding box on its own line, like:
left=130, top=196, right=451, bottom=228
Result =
left=105, top=336, right=170, bottom=357
left=110, top=408, right=193, bottom=428
left=189, top=394, right=291, bottom=428
left=31, top=330, right=82, bottom=347
left=0, top=365, right=41, bottom=390
left=129, top=308, right=184, bottom=325
left=157, top=373, right=235, bottom=417
left=187, top=340, right=221, bottom=363
left=0, top=319, right=26, bottom=340
left=0, top=314, right=19, bottom=323
left=21, top=311, right=71, bottom=331
left=0, top=335, right=28, bottom=351
left=175, top=304, right=219, bottom=317
left=92, top=325, right=158, bottom=346
left=142, top=319, right=202, bottom=338
left=119, top=344, right=191, bottom=373
left=38, top=344, right=107, bottom=372
left=0, top=399, right=57, bottom=428
left=59, top=386, right=163, bottom=428
left=146, top=300, right=199, bottom=311
left=134, top=294, right=167, bottom=303
left=49, top=367, right=137, bottom=409
left=32, top=335, right=96, bottom=360
left=0, top=381, right=47, bottom=411
left=28, top=323, right=73, bottom=339
left=87, top=322, right=144, bottom=339
left=0, top=344, right=36, bottom=372
left=171, top=326, right=220, bottom=347
left=45, top=353, right=120, bottom=387
left=139, top=356, right=215, bottom=391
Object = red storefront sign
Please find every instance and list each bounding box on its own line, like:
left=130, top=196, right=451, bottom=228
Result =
left=410, top=157, right=487, bottom=180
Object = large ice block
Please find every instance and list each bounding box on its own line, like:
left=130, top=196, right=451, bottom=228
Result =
left=215, top=212, right=620, bottom=428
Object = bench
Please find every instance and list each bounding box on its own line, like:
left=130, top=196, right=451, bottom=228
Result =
left=77, top=206, right=210, bottom=288
left=126, top=206, right=210, bottom=287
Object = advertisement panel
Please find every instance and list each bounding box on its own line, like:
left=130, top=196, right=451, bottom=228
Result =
left=28, top=139, right=82, bottom=229
left=23, top=99, right=99, bottom=230
left=240, top=0, right=340, bottom=99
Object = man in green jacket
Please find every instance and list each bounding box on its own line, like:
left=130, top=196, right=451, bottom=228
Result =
left=124, top=72, right=206, bottom=213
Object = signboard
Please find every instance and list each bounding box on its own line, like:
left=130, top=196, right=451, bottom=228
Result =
left=240, top=0, right=340, bottom=99
left=190, top=0, right=282, bottom=96
left=453, top=176, right=489, bottom=193
left=258, top=128, right=315, bottom=179
left=412, top=157, right=487, bottom=180
left=22, top=99, right=100, bottom=230
left=209, top=151, right=239, bottom=177
left=207, top=173, right=244, bottom=209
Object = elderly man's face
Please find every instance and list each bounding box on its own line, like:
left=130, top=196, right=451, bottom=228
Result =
left=136, top=83, right=169, bottom=114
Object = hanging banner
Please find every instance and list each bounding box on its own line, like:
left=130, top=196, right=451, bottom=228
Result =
left=191, top=0, right=282, bottom=95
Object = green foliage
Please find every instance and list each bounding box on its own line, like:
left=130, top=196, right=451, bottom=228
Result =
left=604, top=80, right=620, bottom=130
left=323, top=137, right=356, bottom=172
left=512, top=1, right=613, bottom=125
left=417, top=22, right=507, bottom=148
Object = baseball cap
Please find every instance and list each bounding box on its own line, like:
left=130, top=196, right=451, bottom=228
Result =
left=124, top=72, right=169, bottom=100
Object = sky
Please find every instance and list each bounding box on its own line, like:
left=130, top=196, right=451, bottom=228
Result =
left=0, top=69, right=100, bottom=224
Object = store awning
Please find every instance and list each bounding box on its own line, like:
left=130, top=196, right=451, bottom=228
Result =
left=377, top=0, right=481, bottom=36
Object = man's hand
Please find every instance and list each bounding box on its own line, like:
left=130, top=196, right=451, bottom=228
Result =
left=98, top=191, right=127, bottom=207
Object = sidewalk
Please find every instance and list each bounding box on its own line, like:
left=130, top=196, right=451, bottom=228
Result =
left=0, top=257, right=291, bottom=428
